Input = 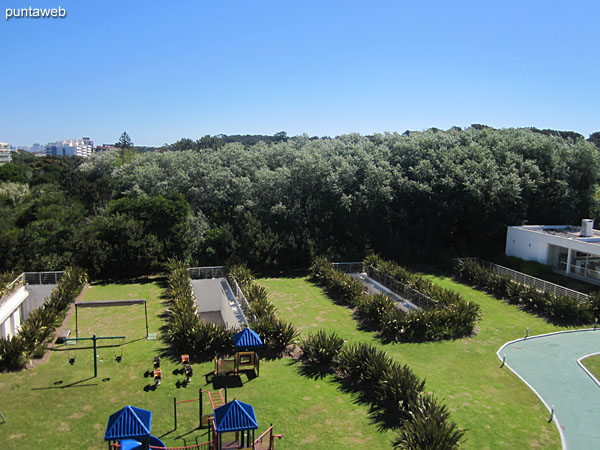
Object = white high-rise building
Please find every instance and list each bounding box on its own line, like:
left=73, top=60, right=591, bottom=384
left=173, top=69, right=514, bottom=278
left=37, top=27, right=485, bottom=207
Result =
left=0, top=142, right=12, bottom=165
left=45, top=137, right=94, bottom=158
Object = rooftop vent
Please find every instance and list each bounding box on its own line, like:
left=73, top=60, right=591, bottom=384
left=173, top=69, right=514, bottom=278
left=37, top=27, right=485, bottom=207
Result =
left=580, top=219, right=594, bottom=237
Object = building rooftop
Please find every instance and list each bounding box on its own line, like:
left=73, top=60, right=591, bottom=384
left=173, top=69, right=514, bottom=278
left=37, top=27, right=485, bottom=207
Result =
left=516, top=223, right=600, bottom=245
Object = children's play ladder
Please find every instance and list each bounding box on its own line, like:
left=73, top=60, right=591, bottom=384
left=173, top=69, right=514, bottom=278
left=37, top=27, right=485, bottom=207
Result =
left=205, top=388, right=226, bottom=410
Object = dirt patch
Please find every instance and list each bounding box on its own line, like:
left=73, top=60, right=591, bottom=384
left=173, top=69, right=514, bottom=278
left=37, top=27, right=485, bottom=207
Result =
left=301, top=434, right=317, bottom=444
left=69, top=412, right=84, bottom=419
left=9, top=433, right=25, bottom=440
left=83, top=404, right=92, bottom=411
left=94, top=423, right=103, bottom=430
left=57, top=422, right=70, bottom=432
left=303, top=396, right=311, bottom=401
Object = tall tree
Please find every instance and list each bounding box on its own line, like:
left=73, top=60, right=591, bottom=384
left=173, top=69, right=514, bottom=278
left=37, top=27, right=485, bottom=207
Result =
left=115, top=131, right=133, bottom=149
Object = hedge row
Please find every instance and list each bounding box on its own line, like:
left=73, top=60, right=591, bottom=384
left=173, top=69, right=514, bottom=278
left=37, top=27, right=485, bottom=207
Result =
left=228, top=264, right=298, bottom=359
left=165, top=261, right=298, bottom=361
left=164, top=259, right=235, bottom=360
left=310, top=256, right=480, bottom=342
left=455, top=259, right=600, bottom=325
left=0, top=266, right=88, bottom=371
left=299, top=332, right=465, bottom=449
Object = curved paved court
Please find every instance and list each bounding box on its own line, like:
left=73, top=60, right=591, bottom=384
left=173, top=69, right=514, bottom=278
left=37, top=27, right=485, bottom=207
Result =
left=499, top=329, right=600, bottom=449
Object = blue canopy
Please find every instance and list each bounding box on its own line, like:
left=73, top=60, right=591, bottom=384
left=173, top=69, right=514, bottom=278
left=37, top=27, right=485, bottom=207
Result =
left=213, top=400, right=258, bottom=433
left=104, top=406, right=152, bottom=441
left=233, top=328, right=263, bottom=350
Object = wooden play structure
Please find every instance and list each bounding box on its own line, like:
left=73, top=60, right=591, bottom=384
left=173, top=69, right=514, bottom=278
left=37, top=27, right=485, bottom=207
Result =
left=171, top=390, right=282, bottom=450
left=214, top=328, right=262, bottom=377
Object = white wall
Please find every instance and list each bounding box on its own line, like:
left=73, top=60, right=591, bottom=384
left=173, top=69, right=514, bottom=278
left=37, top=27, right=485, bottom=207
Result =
left=505, top=227, right=551, bottom=264
left=0, top=286, right=29, bottom=339
left=193, top=279, right=223, bottom=312
left=191, top=278, right=245, bottom=328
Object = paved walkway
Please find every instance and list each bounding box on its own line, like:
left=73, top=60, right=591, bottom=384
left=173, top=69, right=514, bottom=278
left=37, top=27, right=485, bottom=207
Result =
left=499, top=329, right=600, bottom=449
left=349, top=272, right=419, bottom=312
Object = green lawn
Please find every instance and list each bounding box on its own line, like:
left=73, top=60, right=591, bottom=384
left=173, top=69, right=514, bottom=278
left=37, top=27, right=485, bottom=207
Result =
left=259, top=275, right=568, bottom=450
left=0, top=280, right=391, bottom=450
left=582, top=354, right=600, bottom=381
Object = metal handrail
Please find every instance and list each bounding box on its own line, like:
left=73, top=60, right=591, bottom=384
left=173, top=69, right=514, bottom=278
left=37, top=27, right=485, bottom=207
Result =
left=188, top=266, right=225, bottom=280
left=365, top=265, right=447, bottom=310
left=226, top=276, right=257, bottom=324
left=456, top=258, right=588, bottom=302
left=0, top=273, right=25, bottom=306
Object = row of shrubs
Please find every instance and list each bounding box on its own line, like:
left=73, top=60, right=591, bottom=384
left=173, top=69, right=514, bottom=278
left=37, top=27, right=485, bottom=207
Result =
left=300, top=330, right=465, bottom=449
left=455, top=259, right=600, bottom=325
left=164, top=260, right=298, bottom=361
left=0, top=266, right=88, bottom=371
left=310, top=256, right=481, bottom=342
left=228, top=265, right=298, bottom=359
left=164, top=259, right=236, bottom=361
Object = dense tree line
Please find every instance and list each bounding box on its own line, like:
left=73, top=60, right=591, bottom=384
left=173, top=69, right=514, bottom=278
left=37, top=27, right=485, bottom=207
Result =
left=1, top=126, right=599, bottom=278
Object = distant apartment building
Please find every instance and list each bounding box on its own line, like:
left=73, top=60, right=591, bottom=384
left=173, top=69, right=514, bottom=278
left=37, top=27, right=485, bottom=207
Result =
left=45, top=137, right=94, bottom=158
left=0, top=142, right=12, bottom=165
left=95, top=144, right=118, bottom=152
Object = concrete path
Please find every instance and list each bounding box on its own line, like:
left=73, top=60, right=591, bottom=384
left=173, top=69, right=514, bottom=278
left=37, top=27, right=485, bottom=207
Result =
left=349, top=272, right=419, bottom=312
left=499, top=329, right=600, bottom=449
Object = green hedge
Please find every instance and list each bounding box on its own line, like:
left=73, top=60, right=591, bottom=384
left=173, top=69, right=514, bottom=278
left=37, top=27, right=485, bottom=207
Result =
left=298, top=337, right=465, bottom=448
left=455, top=259, right=600, bottom=326
left=165, top=259, right=235, bottom=360
left=228, top=264, right=298, bottom=359
left=0, top=266, right=87, bottom=371
left=310, top=255, right=480, bottom=343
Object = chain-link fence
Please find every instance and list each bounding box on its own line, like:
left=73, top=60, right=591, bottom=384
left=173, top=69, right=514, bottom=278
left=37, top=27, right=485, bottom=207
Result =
left=457, top=258, right=588, bottom=302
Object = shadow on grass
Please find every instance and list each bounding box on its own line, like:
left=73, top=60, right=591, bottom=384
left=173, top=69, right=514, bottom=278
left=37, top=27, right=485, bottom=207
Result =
left=92, top=275, right=166, bottom=286
left=31, top=376, right=98, bottom=390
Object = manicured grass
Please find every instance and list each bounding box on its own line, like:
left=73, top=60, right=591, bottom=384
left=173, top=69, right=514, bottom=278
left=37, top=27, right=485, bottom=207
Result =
left=259, top=275, right=568, bottom=449
left=582, top=354, right=600, bottom=381
left=0, top=280, right=392, bottom=450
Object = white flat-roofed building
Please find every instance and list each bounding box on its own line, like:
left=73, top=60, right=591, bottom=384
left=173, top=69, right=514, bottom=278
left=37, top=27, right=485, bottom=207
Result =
left=506, top=219, right=600, bottom=284
left=0, top=142, right=12, bottom=165
left=45, top=137, right=94, bottom=158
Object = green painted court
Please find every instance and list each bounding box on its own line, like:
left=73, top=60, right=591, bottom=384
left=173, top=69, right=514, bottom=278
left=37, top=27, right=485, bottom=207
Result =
left=499, top=329, right=600, bottom=449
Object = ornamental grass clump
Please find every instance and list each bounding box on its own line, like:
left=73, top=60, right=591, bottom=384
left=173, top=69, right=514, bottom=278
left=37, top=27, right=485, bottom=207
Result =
left=299, top=330, right=345, bottom=375
left=356, top=293, right=396, bottom=331
left=392, top=394, right=466, bottom=450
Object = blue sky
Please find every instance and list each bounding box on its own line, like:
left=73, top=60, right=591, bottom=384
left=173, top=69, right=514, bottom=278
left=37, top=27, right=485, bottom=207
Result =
left=1, top=0, right=599, bottom=146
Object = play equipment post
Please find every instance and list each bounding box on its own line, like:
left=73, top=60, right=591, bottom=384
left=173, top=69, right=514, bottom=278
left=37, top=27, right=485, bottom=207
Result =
left=67, top=334, right=126, bottom=377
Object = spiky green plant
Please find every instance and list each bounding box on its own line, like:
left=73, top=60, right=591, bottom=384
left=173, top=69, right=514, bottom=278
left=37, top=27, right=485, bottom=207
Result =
left=300, top=330, right=345, bottom=373
left=0, top=335, right=26, bottom=371
left=370, top=362, right=426, bottom=429
left=392, top=394, right=466, bottom=449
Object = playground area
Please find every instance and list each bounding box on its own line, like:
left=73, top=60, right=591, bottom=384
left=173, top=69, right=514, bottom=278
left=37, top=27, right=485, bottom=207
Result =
left=499, top=329, right=600, bottom=449
left=0, top=280, right=392, bottom=450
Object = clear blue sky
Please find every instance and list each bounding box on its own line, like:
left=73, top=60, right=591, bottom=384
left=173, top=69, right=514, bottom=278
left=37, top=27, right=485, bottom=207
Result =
left=1, top=0, right=598, bottom=147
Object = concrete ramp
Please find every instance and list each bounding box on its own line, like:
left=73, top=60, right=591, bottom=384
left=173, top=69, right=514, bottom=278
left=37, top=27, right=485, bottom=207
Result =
left=350, top=273, right=419, bottom=312
left=191, top=278, right=247, bottom=328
